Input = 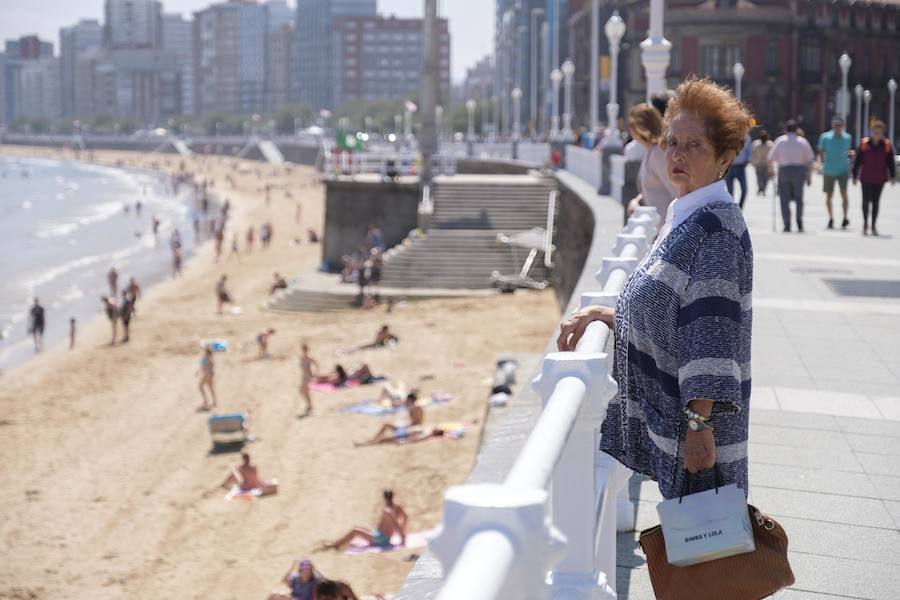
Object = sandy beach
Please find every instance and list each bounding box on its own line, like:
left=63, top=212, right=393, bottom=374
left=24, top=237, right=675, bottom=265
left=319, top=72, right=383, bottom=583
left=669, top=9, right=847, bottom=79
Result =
left=0, top=145, right=559, bottom=600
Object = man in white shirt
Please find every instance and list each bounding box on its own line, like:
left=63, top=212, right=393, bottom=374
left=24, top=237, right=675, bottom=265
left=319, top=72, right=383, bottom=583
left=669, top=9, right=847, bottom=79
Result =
left=768, top=120, right=815, bottom=232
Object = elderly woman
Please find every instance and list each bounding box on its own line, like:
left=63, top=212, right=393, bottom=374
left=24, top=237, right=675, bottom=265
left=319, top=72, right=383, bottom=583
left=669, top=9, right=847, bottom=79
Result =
left=626, top=103, right=678, bottom=229
left=558, top=78, right=754, bottom=499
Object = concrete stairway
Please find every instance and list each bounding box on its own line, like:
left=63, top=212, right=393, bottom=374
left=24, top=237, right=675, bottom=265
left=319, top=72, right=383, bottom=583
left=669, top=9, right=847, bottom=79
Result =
left=380, top=175, right=556, bottom=289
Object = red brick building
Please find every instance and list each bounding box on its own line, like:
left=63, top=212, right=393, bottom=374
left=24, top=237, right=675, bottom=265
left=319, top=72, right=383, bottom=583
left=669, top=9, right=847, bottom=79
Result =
left=569, top=0, right=900, bottom=140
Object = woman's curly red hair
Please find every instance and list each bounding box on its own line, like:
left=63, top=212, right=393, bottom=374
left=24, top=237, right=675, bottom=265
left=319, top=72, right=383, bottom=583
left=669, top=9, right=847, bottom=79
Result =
left=663, top=77, right=754, bottom=158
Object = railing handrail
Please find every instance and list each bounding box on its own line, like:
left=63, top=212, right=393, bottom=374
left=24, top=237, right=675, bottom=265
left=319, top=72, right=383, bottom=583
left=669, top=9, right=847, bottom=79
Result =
left=431, top=208, right=658, bottom=600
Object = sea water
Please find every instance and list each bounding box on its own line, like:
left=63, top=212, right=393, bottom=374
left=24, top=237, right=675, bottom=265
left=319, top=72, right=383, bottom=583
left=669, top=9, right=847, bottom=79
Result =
left=0, top=155, right=198, bottom=372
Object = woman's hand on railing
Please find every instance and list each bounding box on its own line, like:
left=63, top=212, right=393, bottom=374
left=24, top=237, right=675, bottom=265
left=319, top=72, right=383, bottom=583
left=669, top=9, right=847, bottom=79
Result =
left=556, top=306, right=615, bottom=352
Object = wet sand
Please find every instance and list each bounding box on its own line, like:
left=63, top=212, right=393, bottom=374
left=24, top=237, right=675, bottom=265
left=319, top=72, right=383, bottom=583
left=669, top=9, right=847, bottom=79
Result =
left=0, top=146, right=560, bottom=599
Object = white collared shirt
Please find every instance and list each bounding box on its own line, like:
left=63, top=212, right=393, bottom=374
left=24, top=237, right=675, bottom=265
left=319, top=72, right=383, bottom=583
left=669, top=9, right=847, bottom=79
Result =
left=652, top=179, right=735, bottom=250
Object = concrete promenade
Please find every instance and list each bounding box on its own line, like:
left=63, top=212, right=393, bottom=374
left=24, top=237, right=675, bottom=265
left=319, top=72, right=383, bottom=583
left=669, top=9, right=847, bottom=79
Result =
left=618, top=171, right=900, bottom=599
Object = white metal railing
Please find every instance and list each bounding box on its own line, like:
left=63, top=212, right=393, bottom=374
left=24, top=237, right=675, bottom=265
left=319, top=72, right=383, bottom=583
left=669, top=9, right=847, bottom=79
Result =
left=321, top=149, right=458, bottom=179
left=566, top=145, right=603, bottom=189
left=430, top=206, right=661, bottom=600
left=518, top=141, right=553, bottom=165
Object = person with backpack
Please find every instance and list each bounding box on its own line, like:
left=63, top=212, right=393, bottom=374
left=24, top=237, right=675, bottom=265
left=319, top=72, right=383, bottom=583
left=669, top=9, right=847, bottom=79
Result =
left=852, top=120, right=896, bottom=236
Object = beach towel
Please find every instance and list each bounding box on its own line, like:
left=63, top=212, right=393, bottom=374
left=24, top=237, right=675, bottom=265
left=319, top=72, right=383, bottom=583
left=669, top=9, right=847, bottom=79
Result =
left=434, top=421, right=467, bottom=439
left=344, top=528, right=438, bottom=555
left=340, top=392, right=454, bottom=416
left=309, top=376, right=385, bottom=392
left=224, top=479, right=277, bottom=501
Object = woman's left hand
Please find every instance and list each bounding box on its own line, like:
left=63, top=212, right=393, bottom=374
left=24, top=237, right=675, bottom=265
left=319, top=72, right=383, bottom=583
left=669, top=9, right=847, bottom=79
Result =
left=684, top=428, right=716, bottom=473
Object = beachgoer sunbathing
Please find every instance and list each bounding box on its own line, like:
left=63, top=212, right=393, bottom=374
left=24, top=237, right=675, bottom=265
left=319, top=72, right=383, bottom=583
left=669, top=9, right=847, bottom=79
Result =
left=257, top=328, right=275, bottom=359
left=196, top=347, right=217, bottom=410
left=299, top=343, right=318, bottom=416
left=354, top=393, right=426, bottom=447
left=219, top=452, right=277, bottom=495
left=317, top=489, right=408, bottom=551
left=337, top=325, right=399, bottom=355
left=267, top=559, right=359, bottom=600
left=270, top=272, right=288, bottom=295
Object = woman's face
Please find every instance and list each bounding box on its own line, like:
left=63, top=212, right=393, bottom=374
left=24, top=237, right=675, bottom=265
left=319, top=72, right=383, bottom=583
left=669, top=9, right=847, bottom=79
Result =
left=664, top=112, right=735, bottom=197
left=871, top=126, right=885, bottom=142
left=298, top=567, right=312, bottom=582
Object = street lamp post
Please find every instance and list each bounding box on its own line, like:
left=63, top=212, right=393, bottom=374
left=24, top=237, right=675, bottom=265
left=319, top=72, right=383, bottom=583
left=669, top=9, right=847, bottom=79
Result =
left=640, top=0, right=672, bottom=102
left=733, top=62, right=745, bottom=101
left=480, top=95, right=487, bottom=139
left=550, top=68, right=562, bottom=138
left=855, top=84, right=864, bottom=146
left=511, top=87, right=523, bottom=141
left=403, top=107, right=412, bottom=142
left=603, top=11, right=626, bottom=149
left=863, top=89, right=872, bottom=139
left=561, top=59, right=575, bottom=138
left=888, top=78, right=897, bottom=150
left=492, top=95, right=499, bottom=141
left=466, top=99, right=476, bottom=141
left=435, top=105, right=443, bottom=142
left=589, top=0, right=600, bottom=133
left=839, top=53, right=852, bottom=123
left=530, top=8, right=544, bottom=136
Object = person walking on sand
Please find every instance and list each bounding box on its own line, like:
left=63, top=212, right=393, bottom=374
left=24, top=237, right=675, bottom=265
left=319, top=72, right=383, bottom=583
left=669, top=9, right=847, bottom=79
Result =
left=228, top=233, right=240, bottom=262
left=317, top=489, right=408, bottom=551
left=216, top=275, right=232, bottom=315
left=69, top=317, right=76, bottom=349
left=245, top=226, right=254, bottom=253
left=172, top=247, right=183, bottom=278
left=28, top=298, right=45, bottom=352
left=119, top=290, right=134, bottom=343
left=214, top=226, right=225, bottom=262
left=125, top=277, right=141, bottom=314
left=299, top=343, right=318, bottom=416
left=197, top=346, right=217, bottom=410
left=101, top=296, right=118, bottom=345
left=107, top=267, right=119, bottom=298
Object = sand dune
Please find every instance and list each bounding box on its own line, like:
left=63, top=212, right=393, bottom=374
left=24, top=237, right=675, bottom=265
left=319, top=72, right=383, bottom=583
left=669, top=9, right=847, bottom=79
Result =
left=0, top=146, right=559, bottom=600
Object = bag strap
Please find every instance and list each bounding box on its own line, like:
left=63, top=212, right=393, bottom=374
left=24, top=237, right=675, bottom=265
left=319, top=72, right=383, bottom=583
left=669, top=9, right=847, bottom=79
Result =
left=679, top=464, right=724, bottom=503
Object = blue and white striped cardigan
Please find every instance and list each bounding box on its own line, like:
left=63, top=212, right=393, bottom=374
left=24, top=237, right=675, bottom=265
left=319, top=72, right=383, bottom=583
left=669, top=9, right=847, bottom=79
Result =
left=600, top=201, right=753, bottom=499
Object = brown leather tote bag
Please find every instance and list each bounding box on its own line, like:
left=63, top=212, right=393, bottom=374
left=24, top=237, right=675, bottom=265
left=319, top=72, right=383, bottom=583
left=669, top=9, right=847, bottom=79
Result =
left=639, top=503, right=795, bottom=600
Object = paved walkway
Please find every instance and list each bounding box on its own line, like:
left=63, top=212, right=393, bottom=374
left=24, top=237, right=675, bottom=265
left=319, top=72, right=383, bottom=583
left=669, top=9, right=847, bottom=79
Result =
left=618, top=171, right=900, bottom=599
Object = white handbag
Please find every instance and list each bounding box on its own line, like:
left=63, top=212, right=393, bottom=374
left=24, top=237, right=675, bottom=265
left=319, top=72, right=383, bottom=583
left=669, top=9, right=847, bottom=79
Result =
left=656, top=467, right=756, bottom=567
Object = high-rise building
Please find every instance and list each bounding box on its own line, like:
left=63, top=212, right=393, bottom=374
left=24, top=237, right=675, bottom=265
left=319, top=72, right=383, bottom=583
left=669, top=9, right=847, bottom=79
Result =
left=495, top=0, right=545, bottom=135
left=90, top=48, right=181, bottom=123
left=266, top=0, right=293, bottom=31
left=0, top=53, right=10, bottom=126
left=193, top=0, right=267, bottom=116
left=104, top=0, right=163, bottom=49
left=162, top=13, right=194, bottom=115
left=60, top=20, right=103, bottom=118
left=331, top=15, right=451, bottom=108
left=267, top=23, right=295, bottom=112
left=295, top=0, right=376, bottom=110
left=17, top=58, right=61, bottom=123
left=5, top=36, right=54, bottom=60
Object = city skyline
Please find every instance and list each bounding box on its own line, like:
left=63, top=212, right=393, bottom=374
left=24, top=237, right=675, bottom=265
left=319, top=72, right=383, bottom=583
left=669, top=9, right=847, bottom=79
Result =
left=0, top=0, right=492, bottom=82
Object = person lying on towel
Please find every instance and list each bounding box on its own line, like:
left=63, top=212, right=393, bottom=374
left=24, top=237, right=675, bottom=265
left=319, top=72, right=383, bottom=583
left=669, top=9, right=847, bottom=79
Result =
left=316, top=489, right=408, bottom=551
left=314, top=363, right=375, bottom=387
left=354, top=393, right=427, bottom=446
left=219, top=452, right=277, bottom=495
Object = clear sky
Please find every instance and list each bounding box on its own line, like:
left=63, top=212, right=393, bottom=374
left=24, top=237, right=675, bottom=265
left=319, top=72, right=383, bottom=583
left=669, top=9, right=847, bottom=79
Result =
left=0, top=0, right=493, bottom=82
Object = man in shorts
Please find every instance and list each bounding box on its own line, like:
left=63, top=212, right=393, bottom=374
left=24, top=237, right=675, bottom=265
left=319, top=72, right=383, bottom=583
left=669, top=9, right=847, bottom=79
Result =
left=817, top=115, right=853, bottom=230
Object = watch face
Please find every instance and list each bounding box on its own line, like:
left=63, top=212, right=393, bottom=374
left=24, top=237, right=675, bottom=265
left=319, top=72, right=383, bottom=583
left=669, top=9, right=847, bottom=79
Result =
left=688, top=420, right=700, bottom=432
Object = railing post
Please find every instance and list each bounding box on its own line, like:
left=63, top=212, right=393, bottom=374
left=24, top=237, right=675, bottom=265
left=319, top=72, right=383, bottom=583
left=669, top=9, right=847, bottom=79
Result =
left=611, top=233, right=649, bottom=258
left=594, top=257, right=638, bottom=289
left=536, top=353, right=618, bottom=600
left=430, top=484, right=566, bottom=599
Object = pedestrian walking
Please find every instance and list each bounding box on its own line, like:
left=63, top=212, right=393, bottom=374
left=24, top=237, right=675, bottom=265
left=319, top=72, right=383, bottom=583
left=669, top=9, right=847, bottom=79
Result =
left=751, top=131, right=774, bottom=196
left=768, top=120, right=815, bottom=232
left=69, top=317, right=76, bottom=349
left=725, top=133, right=752, bottom=208
left=216, top=275, right=232, bottom=315
left=101, top=295, right=118, bottom=345
left=228, top=233, right=240, bottom=262
left=817, top=115, right=853, bottom=229
left=28, top=298, right=45, bottom=352
left=245, top=226, right=254, bottom=253
left=852, top=120, right=896, bottom=236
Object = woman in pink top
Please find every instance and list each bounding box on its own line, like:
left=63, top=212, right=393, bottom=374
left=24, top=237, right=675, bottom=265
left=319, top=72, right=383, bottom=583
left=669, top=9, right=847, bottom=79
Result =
left=626, top=103, right=678, bottom=230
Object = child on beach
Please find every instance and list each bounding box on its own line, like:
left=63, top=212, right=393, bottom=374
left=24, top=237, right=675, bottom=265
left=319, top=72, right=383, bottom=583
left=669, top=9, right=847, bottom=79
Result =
left=216, top=275, right=232, bottom=315
left=69, top=318, right=76, bottom=349
left=228, top=234, right=240, bottom=262
left=256, top=328, right=275, bottom=359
